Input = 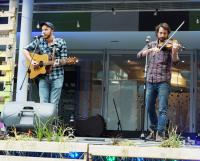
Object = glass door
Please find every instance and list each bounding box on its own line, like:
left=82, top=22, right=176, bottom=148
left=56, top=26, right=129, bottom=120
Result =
left=105, top=50, right=141, bottom=131
left=104, top=49, right=192, bottom=132
left=59, top=50, right=105, bottom=123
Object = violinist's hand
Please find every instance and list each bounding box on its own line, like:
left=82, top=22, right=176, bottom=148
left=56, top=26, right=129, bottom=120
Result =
left=172, top=42, right=180, bottom=53
left=151, top=47, right=160, bottom=56
left=173, top=42, right=180, bottom=49
left=172, top=42, right=180, bottom=62
left=151, top=47, right=160, bottom=52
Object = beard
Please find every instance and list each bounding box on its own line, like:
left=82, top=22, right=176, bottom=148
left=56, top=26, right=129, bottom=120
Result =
left=44, top=34, right=51, bottom=39
left=158, top=37, right=167, bottom=42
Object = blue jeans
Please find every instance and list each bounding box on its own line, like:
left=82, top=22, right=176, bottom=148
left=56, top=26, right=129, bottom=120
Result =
left=39, top=76, right=64, bottom=108
left=146, top=82, right=170, bottom=133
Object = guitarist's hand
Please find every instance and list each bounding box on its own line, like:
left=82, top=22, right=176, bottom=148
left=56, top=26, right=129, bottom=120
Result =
left=31, top=60, right=39, bottom=68
left=53, top=59, right=60, bottom=67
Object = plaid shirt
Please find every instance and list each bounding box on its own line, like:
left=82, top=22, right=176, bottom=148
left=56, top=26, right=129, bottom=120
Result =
left=25, top=37, right=67, bottom=80
left=138, top=40, right=172, bottom=83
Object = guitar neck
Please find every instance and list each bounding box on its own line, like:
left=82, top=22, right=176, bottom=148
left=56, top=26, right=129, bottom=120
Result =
left=42, top=59, right=65, bottom=66
left=42, top=61, right=54, bottom=66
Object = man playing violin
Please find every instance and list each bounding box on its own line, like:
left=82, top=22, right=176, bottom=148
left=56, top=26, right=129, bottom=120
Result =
left=137, top=23, right=180, bottom=141
left=23, top=22, right=67, bottom=110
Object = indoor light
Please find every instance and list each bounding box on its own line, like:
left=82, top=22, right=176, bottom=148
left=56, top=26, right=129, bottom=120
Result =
left=196, top=17, right=199, bottom=24
left=111, top=8, right=116, bottom=15
left=153, top=8, right=158, bottom=16
left=76, top=20, right=80, bottom=28
left=36, top=21, right=40, bottom=29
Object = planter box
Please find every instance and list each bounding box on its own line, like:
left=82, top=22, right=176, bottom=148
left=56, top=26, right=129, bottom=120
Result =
left=0, top=140, right=88, bottom=161
left=89, top=144, right=200, bottom=160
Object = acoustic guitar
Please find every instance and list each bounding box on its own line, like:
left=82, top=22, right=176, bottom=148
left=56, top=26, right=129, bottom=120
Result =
left=28, top=53, right=78, bottom=79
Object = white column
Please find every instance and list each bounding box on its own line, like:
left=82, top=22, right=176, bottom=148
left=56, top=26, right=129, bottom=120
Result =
left=9, top=0, right=19, bottom=10
left=16, top=0, right=34, bottom=101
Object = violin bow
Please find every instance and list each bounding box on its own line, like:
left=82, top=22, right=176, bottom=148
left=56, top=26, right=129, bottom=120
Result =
left=159, top=21, right=185, bottom=51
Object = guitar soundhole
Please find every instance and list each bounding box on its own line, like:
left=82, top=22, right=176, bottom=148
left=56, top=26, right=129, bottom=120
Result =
left=39, top=61, right=44, bottom=67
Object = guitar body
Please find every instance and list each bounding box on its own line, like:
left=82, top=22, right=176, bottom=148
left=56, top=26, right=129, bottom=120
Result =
left=28, top=53, right=78, bottom=79
left=29, top=53, right=49, bottom=79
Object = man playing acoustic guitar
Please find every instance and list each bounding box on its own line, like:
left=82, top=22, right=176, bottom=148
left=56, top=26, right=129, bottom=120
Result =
left=24, top=22, right=67, bottom=109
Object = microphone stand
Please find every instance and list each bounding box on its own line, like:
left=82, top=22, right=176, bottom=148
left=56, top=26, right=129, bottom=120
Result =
left=140, top=37, right=150, bottom=140
left=113, top=98, right=122, bottom=134
left=19, top=37, right=40, bottom=93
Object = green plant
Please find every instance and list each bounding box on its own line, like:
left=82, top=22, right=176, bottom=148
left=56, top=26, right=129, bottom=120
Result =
left=54, top=125, right=64, bottom=142
left=34, top=116, right=70, bottom=142
left=112, top=138, right=135, bottom=146
left=34, top=115, right=45, bottom=141
left=43, top=117, right=55, bottom=142
left=43, top=126, right=53, bottom=142
left=160, top=126, right=182, bottom=148
left=54, top=127, right=61, bottom=142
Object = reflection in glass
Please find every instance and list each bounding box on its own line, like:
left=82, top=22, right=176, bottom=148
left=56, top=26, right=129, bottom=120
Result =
left=106, top=50, right=191, bottom=132
left=60, top=53, right=104, bottom=123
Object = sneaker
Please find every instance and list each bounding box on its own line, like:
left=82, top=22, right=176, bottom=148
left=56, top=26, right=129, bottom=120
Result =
left=146, top=129, right=156, bottom=141
left=156, top=131, right=165, bottom=142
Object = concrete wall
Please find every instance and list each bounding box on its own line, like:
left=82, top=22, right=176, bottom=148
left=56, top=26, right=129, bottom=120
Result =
left=91, top=12, right=139, bottom=31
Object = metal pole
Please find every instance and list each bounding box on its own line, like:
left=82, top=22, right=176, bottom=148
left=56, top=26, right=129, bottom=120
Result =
left=16, top=0, right=34, bottom=101
left=189, top=50, right=197, bottom=132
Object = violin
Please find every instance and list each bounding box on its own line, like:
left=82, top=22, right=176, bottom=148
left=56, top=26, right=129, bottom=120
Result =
left=157, top=21, right=185, bottom=51
left=158, top=39, right=183, bottom=50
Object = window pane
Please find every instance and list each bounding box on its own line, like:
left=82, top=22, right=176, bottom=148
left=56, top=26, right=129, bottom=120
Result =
left=196, top=50, right=200, bottom=132
left=169, top=51, right=191, bottom=132
left=107, top=52, right=141, bottom=131
left=60, top=52, right=104, bottom=123
left=106, top=50, right=191, bottom=132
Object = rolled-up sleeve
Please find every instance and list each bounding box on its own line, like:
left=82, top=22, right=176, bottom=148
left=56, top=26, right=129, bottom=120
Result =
left=137, top=45, right=148, bottom=58
left=60, top=40, right=67, bottom=58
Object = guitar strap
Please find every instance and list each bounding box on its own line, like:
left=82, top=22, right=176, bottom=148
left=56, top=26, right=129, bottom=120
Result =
left=51, top=43, right=56, bottom=61
left=48, top=36, right=56, bottom=61
left=51, top=38, right=62, bottom=66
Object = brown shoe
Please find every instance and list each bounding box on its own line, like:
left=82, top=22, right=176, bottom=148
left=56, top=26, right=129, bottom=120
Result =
left=0, top=131, right=5, bottom=140
left=146, top=129, right=156, bottom=141
left=156, top=131, right=165, bottom=142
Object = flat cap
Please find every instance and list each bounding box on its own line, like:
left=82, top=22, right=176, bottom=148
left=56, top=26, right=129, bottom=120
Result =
left=40, top=22, right=55, bottom=30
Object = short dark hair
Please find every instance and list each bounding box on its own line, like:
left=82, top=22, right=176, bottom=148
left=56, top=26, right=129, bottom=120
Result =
left=155, top=23, right=171, bottom=35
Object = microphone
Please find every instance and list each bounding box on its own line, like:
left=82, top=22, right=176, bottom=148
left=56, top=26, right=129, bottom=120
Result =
left=145, top=36, right=151, bottom=49
left=145, top=36, right=151, bottom=43
left=34, top=33, right=44, bottom=39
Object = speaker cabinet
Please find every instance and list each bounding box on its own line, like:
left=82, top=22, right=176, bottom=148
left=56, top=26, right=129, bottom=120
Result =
left=1, top=101, right=56, bottom=130
left=75, top=115, right=106, bottom=137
